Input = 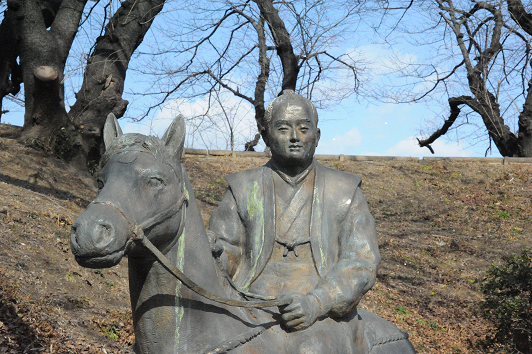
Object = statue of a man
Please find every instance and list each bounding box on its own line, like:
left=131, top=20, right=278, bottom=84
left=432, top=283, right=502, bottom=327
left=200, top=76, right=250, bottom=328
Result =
left=209, top=90, right=381, bottom=353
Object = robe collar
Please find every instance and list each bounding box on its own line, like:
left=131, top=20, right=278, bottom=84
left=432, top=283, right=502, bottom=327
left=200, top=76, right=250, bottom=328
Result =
left=270, top=159, right=316, bottom=187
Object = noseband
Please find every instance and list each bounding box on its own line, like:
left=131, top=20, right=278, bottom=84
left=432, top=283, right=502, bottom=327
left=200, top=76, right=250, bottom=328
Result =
left=91, top=187, right=189, bottom=256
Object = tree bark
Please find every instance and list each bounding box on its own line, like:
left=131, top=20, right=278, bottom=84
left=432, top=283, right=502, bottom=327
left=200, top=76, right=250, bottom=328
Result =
left=508, top=0, right=532, bottom=35
left=0, top=4, right=22, bottom=122
left=18, top=0, right=87, bottom=145
left=68, top=0, right=166, bottom=169
left=254, top=0, right=298, bottom=93
left=427, top=1, right=522, bottom=156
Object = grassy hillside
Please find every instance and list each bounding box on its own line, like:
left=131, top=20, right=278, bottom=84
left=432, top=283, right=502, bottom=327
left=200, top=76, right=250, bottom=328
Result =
left=1, top=124, right=530, bottom=353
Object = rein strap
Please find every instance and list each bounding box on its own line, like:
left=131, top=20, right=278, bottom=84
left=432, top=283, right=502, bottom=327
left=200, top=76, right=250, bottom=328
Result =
left=132, top=227, right=290, bottom=308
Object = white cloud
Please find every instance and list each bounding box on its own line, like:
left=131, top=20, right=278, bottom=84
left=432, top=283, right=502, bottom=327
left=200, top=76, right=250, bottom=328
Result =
left=316, top=128, right=362, bottom=155
left=384, top=137, right=474, bottom=157
left=121, top=93, right=263, bottom=151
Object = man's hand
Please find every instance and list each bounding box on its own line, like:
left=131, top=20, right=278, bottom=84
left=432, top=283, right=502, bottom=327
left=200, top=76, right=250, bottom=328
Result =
left=278, top=293, right=320, bottom=331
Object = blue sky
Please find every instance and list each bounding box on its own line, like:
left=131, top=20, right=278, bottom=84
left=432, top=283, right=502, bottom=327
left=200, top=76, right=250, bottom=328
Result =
left=0, top=80, right=494, bottom=158
left=316, top=100, right=491, bottom=158
left=0, top=2, right=503, bottom=159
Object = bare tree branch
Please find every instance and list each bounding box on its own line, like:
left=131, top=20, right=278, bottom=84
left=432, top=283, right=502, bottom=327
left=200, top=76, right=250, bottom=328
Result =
left=418, top=95, right=478, bottom=153
left=254, top=0, right=298, bottom=92
left=508, top=0, right=532, bottom=35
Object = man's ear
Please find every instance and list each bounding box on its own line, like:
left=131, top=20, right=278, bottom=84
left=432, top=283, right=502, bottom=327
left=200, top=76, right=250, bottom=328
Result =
left=315, top=128, right=321, bottom=147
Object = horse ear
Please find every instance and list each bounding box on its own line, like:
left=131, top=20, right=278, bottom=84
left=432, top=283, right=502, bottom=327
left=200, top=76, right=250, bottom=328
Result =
left=162, top=114, right=186, bottom=160
left=103, top=113, right=123, bottom=149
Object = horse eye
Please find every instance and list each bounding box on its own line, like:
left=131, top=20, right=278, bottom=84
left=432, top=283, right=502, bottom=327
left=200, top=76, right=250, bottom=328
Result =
left=97, top=179, right=104, bottom=190
left=148, top=177, right=164, bottom=187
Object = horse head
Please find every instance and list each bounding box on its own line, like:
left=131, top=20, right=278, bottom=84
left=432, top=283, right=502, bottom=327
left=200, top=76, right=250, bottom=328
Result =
left=70, top=113, right=186, bottom=268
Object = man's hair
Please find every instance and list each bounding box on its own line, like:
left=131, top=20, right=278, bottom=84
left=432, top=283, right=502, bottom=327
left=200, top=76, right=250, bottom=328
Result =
left=261, top=90, right=318, bottom=132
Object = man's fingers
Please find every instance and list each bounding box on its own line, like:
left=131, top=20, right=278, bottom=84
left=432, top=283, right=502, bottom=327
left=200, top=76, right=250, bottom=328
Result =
left=282, top=310, right=303, bottom=322
left=286, top=317, right=305, bottom=328
left=280, top=302, right=300, bottom=313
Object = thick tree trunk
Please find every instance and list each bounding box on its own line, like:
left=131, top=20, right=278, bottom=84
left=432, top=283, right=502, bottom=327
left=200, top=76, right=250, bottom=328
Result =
left=517, top=81, right=532, bottom=157
left=0, top=0, right=63, bottom=123
left=17, top=0, right=87, bottom=148
left=19, top=0, right=67, bottom=141
left=20, top=66, right=70, bottom=149
left=254, top=0, right=298, bottom=93
left=0, top=5, right=22, bottom=122
left=68, top=0, right=166, bottom=170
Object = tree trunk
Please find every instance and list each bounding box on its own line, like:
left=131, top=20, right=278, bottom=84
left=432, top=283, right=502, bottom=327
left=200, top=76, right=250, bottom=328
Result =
left=469, top=83, right=520, bottom=156
left=253, top=17, right=270, bottom=131
left=254, top=0, right=298, bottom=93
left=509, top=0, right=532, bottom=157
left=17, top=0, right=87, bottom=147
left=0, top=5, right=22, bottom=122
left=21, top=66, right=70, bottom=150
left=68, top=0, right=166, bottom=170
left=517, top=80, right=532, bottom=156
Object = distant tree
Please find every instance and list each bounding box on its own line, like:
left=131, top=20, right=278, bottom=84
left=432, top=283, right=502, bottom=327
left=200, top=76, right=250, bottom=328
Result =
left=182, top=89, right=258, bottom=151
left=0, top=0, right=166, bottom=169
left=1, top=0, right=366, bottom=166
left=134, top=0, right=363, bottom=146
left=372, top=0, right=532, bottom=157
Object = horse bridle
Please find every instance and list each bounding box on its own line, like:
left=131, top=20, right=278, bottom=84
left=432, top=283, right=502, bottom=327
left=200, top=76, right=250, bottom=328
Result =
left=91, top=164, right=289, bottom=309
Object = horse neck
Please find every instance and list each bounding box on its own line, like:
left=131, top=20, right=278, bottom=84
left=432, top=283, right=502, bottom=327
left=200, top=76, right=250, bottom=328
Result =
left=126, top=172, right=257, bottom=353
left=128, top=172, right=228, bottom=307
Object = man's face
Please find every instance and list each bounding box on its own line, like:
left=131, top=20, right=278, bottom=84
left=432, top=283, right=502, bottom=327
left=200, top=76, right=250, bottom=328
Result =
left=265, top=102, right=320, bottom=167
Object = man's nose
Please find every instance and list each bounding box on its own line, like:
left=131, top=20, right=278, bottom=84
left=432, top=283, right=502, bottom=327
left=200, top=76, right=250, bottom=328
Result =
left=290, top=129, right=299, bottom=141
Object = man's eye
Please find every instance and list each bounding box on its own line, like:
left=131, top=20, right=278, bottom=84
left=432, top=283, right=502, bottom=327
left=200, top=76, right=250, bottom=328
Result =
left=148, top=177, right=164, bottom=187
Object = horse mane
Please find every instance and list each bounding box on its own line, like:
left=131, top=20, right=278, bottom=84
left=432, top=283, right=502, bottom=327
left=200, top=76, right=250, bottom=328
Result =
left=101, top=133, right=180, bottom=172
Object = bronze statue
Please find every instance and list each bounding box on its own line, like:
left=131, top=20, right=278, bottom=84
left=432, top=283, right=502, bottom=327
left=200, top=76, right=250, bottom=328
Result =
left=70, top=102, right=415, bottom=353
left=209, top=90, right=415, bottom=353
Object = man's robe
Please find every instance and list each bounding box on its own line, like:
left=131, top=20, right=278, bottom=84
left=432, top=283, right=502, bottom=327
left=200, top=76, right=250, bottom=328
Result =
left=209, top=160, right=381, bottom=319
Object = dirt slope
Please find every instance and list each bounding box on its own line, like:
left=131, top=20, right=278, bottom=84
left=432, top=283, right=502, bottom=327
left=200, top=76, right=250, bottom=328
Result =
left=1, top=123, right=530, bottom=353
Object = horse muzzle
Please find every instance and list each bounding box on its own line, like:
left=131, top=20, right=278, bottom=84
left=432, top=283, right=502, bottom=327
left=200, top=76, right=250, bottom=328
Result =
left=70, top=204, right=131, bottom=268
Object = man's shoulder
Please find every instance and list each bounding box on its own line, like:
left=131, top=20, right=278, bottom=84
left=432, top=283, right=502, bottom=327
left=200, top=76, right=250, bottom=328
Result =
left=226, top=164, right=269, bottom=188
left=316, top=162, right=362, bottom=189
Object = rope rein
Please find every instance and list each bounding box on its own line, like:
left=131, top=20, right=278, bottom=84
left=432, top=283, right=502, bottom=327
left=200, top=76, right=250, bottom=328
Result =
left=130, top=211, right=290, bottom=308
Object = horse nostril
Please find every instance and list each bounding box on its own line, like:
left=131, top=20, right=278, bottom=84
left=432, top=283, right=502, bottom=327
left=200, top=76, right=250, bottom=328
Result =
left=94, top=223, right=115, bottom=249
left=70, top=224, right=78, bottom=240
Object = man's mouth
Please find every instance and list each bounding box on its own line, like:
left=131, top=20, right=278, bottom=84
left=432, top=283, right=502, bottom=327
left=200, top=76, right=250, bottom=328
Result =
left=289, top=145, right=302, bottom=150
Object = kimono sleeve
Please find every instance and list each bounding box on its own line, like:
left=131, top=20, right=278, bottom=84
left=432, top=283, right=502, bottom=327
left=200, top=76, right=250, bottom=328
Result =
left=309, top=186, right=381, bottom=318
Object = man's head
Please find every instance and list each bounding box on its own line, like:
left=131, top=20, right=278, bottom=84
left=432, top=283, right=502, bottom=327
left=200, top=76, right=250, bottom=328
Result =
left=262, top=91, right=320, bottom=171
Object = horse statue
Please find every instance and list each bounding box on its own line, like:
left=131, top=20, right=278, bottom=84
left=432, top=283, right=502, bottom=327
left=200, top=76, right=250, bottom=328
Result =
left=70, top=114, right=416, bottom=354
